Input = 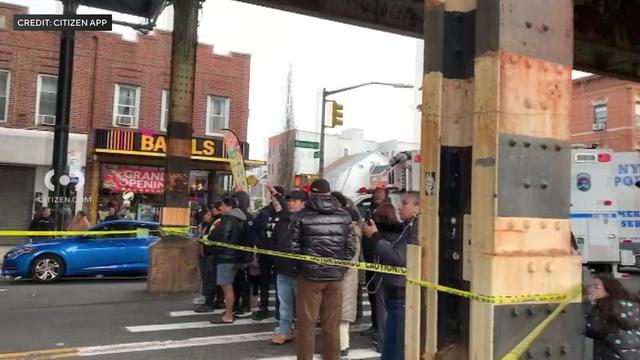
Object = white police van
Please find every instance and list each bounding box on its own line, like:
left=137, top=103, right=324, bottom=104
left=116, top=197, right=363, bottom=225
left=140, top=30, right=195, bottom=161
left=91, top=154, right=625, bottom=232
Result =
left=571, top=148, right=640, bottom=275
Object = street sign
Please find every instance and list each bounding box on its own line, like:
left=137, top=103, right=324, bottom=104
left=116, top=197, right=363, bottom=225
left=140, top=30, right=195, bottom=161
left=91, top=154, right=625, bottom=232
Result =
left=314, top=151, right=320, bottom=159
left=294, top=140, right=320, bottom=149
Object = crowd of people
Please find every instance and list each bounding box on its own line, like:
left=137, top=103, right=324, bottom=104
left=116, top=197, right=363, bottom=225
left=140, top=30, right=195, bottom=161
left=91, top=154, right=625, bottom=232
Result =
left=193, top=180, right=419, bottom=360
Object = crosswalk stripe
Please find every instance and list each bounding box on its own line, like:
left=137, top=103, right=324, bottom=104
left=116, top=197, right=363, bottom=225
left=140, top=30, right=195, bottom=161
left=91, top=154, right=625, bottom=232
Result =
left=170, top=307, right=371, bottom=318
left=257, top=348, right=380, bottom=360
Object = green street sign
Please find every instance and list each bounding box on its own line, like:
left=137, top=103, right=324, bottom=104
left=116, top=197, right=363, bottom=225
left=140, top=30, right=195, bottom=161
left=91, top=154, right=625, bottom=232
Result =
left=294, top=140, right=319, bottom=149
left=313, top=151, right=320, bottom=159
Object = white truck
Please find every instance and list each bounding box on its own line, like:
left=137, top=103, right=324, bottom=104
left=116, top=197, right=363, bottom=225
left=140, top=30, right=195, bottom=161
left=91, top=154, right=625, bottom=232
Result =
left=571, top=148, right=640, bottom=274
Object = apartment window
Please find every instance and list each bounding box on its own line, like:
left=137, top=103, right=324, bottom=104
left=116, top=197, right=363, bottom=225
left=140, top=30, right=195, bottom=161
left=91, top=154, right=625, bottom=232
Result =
left=343, top=148, right=349, bottom=156
left=0, top=70, right=9, bottom=123
left=592, top=103, right=607, bottom=131
left=206, top=95, right=229, bottom=135
left=635, top=100, right=640, bottom=128
left=113, top=84, right=141, bottom=128
left=36, top=75, right=57, bottom=126
left=160, top=90, right=169, bottom=132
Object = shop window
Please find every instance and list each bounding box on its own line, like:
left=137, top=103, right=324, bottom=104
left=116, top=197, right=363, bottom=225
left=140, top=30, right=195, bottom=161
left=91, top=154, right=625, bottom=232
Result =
left=635, top=100, right=640, bottom=128
left=0, top=70, right=8, bottom=123
left=206, top=95, right=229, bottom=135
left=592, top=103, right=607, bottom=131
left=113, top=84, right=141, bottom=128
left=160, top=90, right=169, bottom=132
left=36, top=74, right=57, bottom=126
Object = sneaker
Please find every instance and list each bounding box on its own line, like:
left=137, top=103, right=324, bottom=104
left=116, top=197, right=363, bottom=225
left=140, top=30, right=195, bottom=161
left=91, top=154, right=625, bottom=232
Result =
left=234, top=308, right=252, bottom=318
left=194, top=304, right=215, bottom=313
left=192, top=296, right=205, bottom=305
left=271, top=333, right=293, bottom=345
left=252, top=310, right=270, bottom=321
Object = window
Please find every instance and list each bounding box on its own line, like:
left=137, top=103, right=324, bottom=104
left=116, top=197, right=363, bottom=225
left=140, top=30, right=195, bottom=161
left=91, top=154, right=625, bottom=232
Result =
left=113, top=84, right=141, bottom=128
left=592, top=103, right=607, bottom=131
left=0, top=70, right=9, bottom=123
left=36, top=75, right=57, bottom=126
left=206, top=95, right=229, bottom=135
left=160, top=90, right=169, bottom=132
left=343, top=148, right=349, bottom=156
left=635, top=100, right=640, bottom=128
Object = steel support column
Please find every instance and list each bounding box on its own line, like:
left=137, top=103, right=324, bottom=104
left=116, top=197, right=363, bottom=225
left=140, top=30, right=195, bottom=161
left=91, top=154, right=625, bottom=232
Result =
left=420, top=1, right=475, bottom=358
left=148, top=0, right=201, bottom=293
left=470, top=0, right=582, bottom=358
left=51, top=0, right=79, bottom=230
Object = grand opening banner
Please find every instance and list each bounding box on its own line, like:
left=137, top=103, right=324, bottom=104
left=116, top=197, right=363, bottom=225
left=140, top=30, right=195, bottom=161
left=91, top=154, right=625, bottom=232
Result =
left=102, top=165, right=164, bottom=194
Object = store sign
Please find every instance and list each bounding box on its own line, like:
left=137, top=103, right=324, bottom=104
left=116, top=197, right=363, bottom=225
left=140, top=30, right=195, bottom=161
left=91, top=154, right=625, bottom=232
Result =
left=102, top=165, right=164, bottom=193
left=94, top=129, right=250, bottom=160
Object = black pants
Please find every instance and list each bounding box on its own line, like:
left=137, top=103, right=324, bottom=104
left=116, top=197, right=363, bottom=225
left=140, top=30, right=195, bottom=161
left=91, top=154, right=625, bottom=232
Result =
left=200, top=255, right=217, bottom=306
left=258, top=254, right=279, bottom=313
left=234, top=266, right=251, bottom=310
left=365, top=271, right=379, bottom=329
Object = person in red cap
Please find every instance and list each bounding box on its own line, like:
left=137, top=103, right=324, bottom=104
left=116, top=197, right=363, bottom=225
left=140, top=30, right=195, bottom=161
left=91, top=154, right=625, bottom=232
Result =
left=290, top=179, right=356, bottom=360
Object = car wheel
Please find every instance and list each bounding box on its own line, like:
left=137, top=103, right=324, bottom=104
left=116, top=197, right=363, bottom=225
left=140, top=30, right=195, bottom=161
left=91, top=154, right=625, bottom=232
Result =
left=30, top=255, right=65, bottom=283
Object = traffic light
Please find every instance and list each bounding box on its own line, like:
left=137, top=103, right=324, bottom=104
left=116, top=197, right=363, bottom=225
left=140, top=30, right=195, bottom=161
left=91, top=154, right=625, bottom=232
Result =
left=330, top=101, right=344, bottom=128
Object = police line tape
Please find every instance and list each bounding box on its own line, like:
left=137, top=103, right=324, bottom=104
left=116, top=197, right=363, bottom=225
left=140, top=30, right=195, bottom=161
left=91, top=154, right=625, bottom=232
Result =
left=0, top=228, right=578, bottom=305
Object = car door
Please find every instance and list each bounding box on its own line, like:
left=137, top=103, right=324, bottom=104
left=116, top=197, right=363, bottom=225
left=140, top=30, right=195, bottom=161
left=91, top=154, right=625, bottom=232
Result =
left=65, top=223, right=126, bottom=274
left=116, top=223, right=160, bottom=272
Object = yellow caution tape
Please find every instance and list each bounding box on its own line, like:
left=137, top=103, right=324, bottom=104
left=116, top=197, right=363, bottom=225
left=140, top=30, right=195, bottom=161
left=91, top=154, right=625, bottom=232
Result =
left=0, top=227, right=577, bottom=306
left=501, top=284, right=582, bottom=360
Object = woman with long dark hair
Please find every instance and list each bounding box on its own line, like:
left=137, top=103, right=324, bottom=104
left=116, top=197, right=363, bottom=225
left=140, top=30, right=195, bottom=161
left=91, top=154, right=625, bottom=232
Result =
left=585, top=273, right=640, bottom=359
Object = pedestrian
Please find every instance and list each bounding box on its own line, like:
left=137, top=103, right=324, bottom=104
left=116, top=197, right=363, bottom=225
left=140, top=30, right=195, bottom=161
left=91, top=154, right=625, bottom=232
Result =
left=194, top=207, right=222, bottom=313
left=62, top=204, right=74, bottom=231
left=118, top=200, right=134, bottom=220
left=369, top=186, right=390, bottom=213
left=67, top=211, right=91, bottom=232
left=207, top=196, right=246, bottom=324
left=29, top=207, right=55, bottom=232
left=104, top=206, right=120, bottom=222
left=362, top=201, right=403, bottom=352
left=363, top=191, right=419, bottom=360
left=331, top=192, right=363, bottom=357
left=291, top=179, right=356, bottom=360
left=271, top=188, right=306, bottom=345
left=253, top=185, right=287, bottom=321
left=585, top=273, right=640, bottom=359
left=232, top=191, right=259, bottom=317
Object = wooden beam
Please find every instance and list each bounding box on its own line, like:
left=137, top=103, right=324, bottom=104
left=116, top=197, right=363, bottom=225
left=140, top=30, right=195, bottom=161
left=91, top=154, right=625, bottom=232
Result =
left=405, top=244, right=422, bottom=360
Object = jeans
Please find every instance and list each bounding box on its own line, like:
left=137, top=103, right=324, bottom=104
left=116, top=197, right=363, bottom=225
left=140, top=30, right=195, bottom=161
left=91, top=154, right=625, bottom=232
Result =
left=276, top=274, right=294, bottom=336
left=199, top=255, right=217, bottom=306
left=382, top=295, right=405, bottom=360
left=258, top=255, right=278, bottom=312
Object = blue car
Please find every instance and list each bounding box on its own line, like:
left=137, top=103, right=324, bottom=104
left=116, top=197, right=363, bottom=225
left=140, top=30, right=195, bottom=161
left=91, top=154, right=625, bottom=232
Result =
left=1, top=220, right=161, bottom=282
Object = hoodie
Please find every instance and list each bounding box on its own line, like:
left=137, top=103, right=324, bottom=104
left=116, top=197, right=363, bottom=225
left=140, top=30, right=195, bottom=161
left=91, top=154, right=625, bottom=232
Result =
left=204, top=208, right=246, bottom=264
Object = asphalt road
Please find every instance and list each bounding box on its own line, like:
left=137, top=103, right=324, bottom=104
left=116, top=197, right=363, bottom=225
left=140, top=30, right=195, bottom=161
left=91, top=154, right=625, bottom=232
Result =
left=0, top=278, right=377, bottom=360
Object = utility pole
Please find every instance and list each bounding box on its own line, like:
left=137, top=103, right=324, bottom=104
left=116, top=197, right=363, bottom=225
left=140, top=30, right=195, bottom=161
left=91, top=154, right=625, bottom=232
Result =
left=148, top=0, right=201, bottom=293
left=51, top=0, right=79, bottom=230
left=318, top=88, right=327, bottom=177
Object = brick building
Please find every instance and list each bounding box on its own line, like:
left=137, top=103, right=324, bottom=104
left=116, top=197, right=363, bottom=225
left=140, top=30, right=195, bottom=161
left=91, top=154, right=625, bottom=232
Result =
left=571, top=75, right=640, bottom=151
left=0, top=3, right=260, bottom=238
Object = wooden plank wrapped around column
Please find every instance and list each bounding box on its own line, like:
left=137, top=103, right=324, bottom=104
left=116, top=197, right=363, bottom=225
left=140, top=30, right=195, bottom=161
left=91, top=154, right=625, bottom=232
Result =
left=420, top=0, right=475, bottom=358
left=147, top=0, right=200, bottom=293
left=470, top=0, right=582, bottom=358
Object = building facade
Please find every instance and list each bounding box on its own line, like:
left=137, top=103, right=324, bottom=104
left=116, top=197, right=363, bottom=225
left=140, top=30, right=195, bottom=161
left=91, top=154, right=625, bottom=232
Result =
left=571, top=75, right=640, bottom=151
left=0, top=3, right=259, bottom=238
left=267, top=127, right=418, bottom=187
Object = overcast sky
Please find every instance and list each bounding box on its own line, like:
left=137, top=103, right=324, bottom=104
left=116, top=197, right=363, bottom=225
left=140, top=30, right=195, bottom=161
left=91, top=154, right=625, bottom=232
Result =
left=11, top=0, right=591, bottom=161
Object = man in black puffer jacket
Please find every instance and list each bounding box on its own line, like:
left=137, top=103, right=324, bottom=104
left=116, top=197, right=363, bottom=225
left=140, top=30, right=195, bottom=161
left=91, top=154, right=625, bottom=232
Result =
left=291, top=179, right=355, bottom=360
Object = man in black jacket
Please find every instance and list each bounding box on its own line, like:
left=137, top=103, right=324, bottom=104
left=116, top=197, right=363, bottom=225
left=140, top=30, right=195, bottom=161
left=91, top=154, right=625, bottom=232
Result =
left=291, top=179, right=356, bottom=360
left=363, top=191, right=419, bottom=360
left=207, top=196, right=246, bottom=324
left=252, top=185, right=286, bottom=321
